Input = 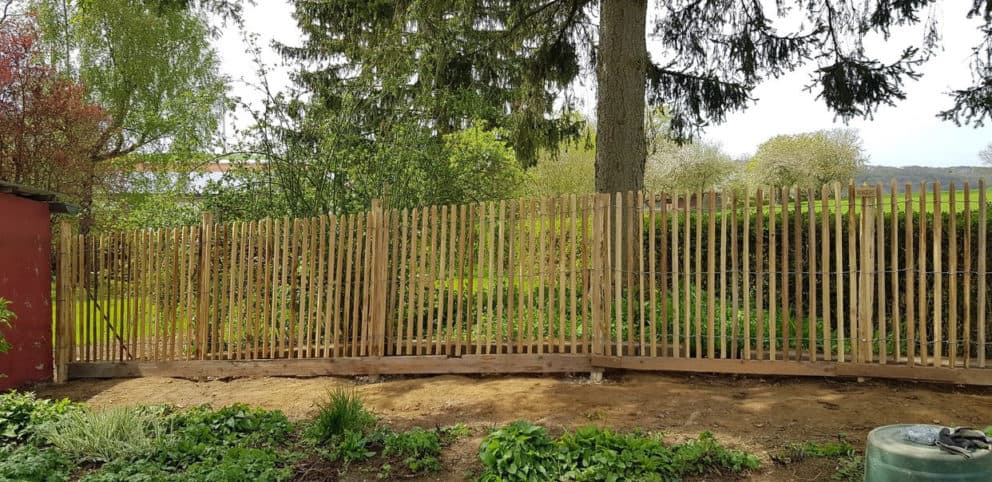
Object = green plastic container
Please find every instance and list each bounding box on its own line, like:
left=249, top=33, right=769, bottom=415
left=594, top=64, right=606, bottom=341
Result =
left=865, top=425, right=992, bottom=481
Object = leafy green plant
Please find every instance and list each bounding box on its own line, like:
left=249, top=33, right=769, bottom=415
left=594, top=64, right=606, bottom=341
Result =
left=305, top=389, right=376, bottom=445
left=832, top=455, right=865, bottom=480
left=670, top=431, right=760, bottom=476
left=183, top=446, right=293, bottom=482
left=557, top=426, right=674, bottom=482
left=39, top=406, right=166, bottom=463
left=0, top=444, right=72, bottom=482
left=324, top=429, right=376, bottom=464
left=479, top=421, right=559, bottom=482
left=0, top=297, right=14, bottom=355
left=384, top=427, right=443, bottom=473
left=0, top=391, right=78, bottom=446
left=168, top=403, right=292, bottom=447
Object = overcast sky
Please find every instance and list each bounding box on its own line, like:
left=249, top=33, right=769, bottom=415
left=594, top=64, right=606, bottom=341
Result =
left=217, top=1, right=992, bottom=167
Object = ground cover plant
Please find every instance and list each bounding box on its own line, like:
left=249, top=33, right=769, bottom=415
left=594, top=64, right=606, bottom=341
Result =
left=479, top=421, right=760, bottom=481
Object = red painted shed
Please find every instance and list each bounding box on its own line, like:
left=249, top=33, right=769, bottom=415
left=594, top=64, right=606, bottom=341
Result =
left=0, top=182, right=76, bottom=390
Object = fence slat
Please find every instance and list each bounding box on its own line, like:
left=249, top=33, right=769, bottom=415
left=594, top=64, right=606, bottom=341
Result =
left=918, top=184, right=929, bottom=365
left=949, top=184, right=958, bottom=367
left=933, top=182, right=943, bottom=366
left=979, top=180, right=987, bottom=368
left=906, top=185, right=915, bottom=366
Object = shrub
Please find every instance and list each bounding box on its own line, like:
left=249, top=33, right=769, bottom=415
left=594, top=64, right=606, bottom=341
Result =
left=0, top=392, right=78, bottom=446
left=0, top=297, right=14, bottom=355
left=39, top=406, right=166, bottom=463
left=183, top=446, right=293, bottom=482
left=305, top=389, right=375, bottom=445
left=383, top=427, right=443, bottom=473
left=0, top=445, right=72, bottom=482
left=479, top=421, right=559, bottom=482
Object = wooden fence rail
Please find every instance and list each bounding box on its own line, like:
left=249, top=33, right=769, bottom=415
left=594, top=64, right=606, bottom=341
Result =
left=54, top=181, right=992, bottom=385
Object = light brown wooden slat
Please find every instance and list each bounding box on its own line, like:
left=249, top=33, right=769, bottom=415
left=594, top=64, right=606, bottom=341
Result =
left=467, top=204, right=479, bottom=355
left=332, top=215, right=347, bottom=358
left=949, top=184, right=958, bottom=367
left=569, top=196, right=578, bottom=354
left=848, top=184, right=857, bottom=363
left=434, top=206, right=450, bottom=355
left=695, top=191, right=703, bottom=358
left=719, top=191, right=728, bottom=359
left=616, top=193, right=624, bottom=357
left=821, top=185, right=831, bottom=362
left=627, top=191, right=636, bottom=355
left=659, top=192, right=669, bottom=357
left=875, top=183, right=885, bottom=364
left=423, top=206, right=440, bottom=356
left=456, top=204, right=469, bottom=356
left=768, top=189, right=776, bottom=361
left=905, top=185, right=916, bottom=366
left=560, top=197, right=570, bottom=354
left=707, top=191, right=716, bottom=359
left=648, top=194, right=658, bottom=357
left=781, top=188, right=790, bottom=362
left=683, top=193, right=691, bottom=358
left=807, top=188, right=817, bottom=362
left=833, top=182, right=845, bottom=362
left=732, top=191, right=740, bottom=359
left=918, top=184, right=929, bottom=365
left=963, top=183, right=972, bottom=367
left=979, top=179, right=987, bottom=368
left=754, top=189, right=762, bottom=361
left=430, top=206, right=447, bottom=355
left=315, top=216, right=328, bottom=359
left=671, top=193, right=680, bottom=358
left=933, top=182, right=943, bottom=366
left=497, top=201, right=509, bottom=354
left=534, top=200, right=544, bottom=355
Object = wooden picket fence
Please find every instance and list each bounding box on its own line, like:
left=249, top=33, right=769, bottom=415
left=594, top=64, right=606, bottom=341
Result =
left=54, top=181, right=992, bottom=385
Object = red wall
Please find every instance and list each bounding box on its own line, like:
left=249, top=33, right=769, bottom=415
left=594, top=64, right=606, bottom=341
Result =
left=0, top=193, right=52, bottom=390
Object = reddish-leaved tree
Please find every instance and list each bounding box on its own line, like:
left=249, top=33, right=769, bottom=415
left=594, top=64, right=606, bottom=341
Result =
left=0, top=17, right=107, bottom=202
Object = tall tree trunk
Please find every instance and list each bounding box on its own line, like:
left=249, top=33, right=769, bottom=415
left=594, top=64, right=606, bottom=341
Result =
left=595, top=0, right=648, bottom=195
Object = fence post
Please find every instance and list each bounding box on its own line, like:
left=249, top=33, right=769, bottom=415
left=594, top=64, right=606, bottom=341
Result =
left=589, top=194, right=609, bottom=381
left=369, top=200, right=388, bottom=357
left=197, top=212, right=213, bottom=360
left=856, top=187, right=877, bottom=364
left=54, top=220, right=72, bottom=383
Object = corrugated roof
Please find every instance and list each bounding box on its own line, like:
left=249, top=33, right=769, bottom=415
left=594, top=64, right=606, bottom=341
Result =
left=0, top=181, right=81, bottom=214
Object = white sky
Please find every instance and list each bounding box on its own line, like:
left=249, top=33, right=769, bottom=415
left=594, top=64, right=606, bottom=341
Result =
left=217, top=1, right=992, bottom=167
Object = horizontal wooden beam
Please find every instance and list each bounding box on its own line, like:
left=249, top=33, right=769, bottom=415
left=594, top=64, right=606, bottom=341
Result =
left=68, top=354, right=593, bottom=379
left=592, top=356, right=837, bottom=377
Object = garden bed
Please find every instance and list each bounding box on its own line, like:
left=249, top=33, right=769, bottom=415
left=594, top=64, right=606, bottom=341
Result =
left=24, top=372, right=992, bottom=480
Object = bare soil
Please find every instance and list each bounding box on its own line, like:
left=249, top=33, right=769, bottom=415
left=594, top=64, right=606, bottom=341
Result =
left=34, top=372, right=992, bottom=481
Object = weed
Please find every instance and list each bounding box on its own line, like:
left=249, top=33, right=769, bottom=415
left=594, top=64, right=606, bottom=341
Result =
left=0, top=392, right=78, bottom=446
left=323, top=429, right=376, bottom=464
left=306, top=390, right=376, bottom=445
left=557, top=426, right=674, bottom=481
left=183, top=446, right=293, bottom=481
left=384, top=427, right=443, bottom=473
left=439, top=423, right=472, bottom=441
left=771, top=439, right=854, bottom=464
left=39, top=406, right=166, bottom=463
left=832, top=455, right=865, bottom=480
left=0, top=445, right=72, bottom=482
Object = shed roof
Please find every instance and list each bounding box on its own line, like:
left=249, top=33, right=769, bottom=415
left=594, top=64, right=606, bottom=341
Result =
left=0, top=181, right=80, bottom=214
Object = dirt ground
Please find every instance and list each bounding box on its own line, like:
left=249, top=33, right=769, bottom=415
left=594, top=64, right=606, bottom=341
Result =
left=34, top=372, right=992, bottom=481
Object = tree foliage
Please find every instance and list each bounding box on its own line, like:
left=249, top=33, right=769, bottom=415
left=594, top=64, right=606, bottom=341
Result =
left=747, top=128, right=867, bottom=188
left=646, top=141, right=739, bottom=194
left=980, top=143, right=992, bottom=167
left=0, top=17, right=106, bottom=200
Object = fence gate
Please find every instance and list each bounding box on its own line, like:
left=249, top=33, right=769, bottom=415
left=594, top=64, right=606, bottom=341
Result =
left=55, top=182, right=992, bottom=386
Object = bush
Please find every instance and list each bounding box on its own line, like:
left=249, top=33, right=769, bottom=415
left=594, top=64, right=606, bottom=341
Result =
left=0, top=297, right=14, bottom=355
left=479, top=421, right=559, bottom=481
left=557, top=426, right=674, bottom=481
left=0, top=392, right=78, bottom=446
left=167, top=403, right=292, bottom=447
left=39, top=406, right=166, bottom=463
left=0, top=445, right=72, bottom=482
left=305, top=390, right=376, bottom=445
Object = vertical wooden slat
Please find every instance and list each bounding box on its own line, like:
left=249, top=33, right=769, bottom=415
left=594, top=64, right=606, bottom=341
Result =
left=331, top=216, right=346, bottom=358
left=781, top=188, right=791, bottom=361
left=821, top=185, right=831, bottom=362
left=414, top=209, right=431, bottom=355
left=683, top=193, right=691, bottom=358
left=521, top=201, right=533, bottom=353
left=933, top=182, right=943, bottom=366
left=949, top=184, right=958, bottom=367
left=615, top=193, right=624, bottom=356
left=834, top=182, right=845, bottom=362
left=906, top=185, right=916, bottom=366
left=538, top=199, right=548, bottom=354
left=434, top=206, right=450, bottom=354
left=707, top=191, right=716, bottom=359
left=648, top=194, right=658, bottom=357
left=356, top=214, right=370, bottom=357
left=659, top=193, right=669, bottom=357
left=403, top=210, right=419, bottom=355
left=671, top=193, right=680, bottom=358
left=807, top=188, right=817, bottom=362
left=455, top=204, right=468, bottom=356
left=918, top=183, right=929, bottom=365
left=767, top=189, right=776, bottom=360
left=731, top=190, right=740, bottom=359
left=695, top=191, right=703, bottom=358
left=428, top=206, right=445, bottom=355
left=569, top=196, right=578, bottom=353
left=754, top=189, right=763, bottom=360
left=719, top=192, right=728, bottom=359
left=315, top=216, right=327, bottom=359
left=492, top=202, right=503, bottom=354
left=341, top=215, right=357, bottom=358
left=307, top=217, right=320, bottom=357
left=978, top=179, right=987, bottom=368
left=636, top=192, right=646, bottom=355
left=582, top=196, right=593, bottom=352
left=444, top=205, right=464, bottom=354
left=498, top=201, right=509, bottom=353
left=890, top=180, right=900, bottom=363
left=848, top=183, right=858, bottom=362
left=875, top=183, right=885, bottom=364
left=507, top=201, right=519, bottom=353
left=560, top=197, right=570, bottom=353
left=626, top=191, right=636, bottom=355
left=963, top=183, right=972, bottom=367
